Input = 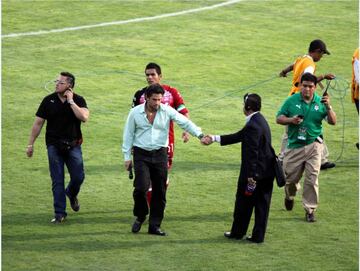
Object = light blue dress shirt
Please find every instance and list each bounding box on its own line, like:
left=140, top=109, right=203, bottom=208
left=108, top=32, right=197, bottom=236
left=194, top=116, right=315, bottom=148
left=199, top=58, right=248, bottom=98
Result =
left=122, top=103, right=202, bottom=161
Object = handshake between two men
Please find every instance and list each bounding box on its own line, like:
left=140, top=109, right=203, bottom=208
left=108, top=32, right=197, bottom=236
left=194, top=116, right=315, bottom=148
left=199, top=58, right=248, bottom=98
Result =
left=200, top=135, right=216, bottom=145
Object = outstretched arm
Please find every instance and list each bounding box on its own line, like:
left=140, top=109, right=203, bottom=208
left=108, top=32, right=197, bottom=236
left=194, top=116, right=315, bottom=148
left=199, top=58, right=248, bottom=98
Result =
left=279, top=64, right=294, bottom=77
left=317, top=74, right=336, bottom=83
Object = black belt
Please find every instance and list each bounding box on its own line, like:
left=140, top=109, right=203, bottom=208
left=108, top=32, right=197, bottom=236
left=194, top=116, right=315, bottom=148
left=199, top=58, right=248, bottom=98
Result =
left=133, top=146, right=167, bottom=155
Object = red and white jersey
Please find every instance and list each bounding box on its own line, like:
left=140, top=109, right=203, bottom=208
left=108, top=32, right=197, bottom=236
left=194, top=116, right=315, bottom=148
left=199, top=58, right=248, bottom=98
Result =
left=132, top=84, right=188, bottom=115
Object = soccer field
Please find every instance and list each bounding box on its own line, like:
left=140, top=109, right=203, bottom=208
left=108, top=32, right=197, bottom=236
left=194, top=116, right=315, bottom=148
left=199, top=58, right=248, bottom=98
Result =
left=2, top=1, right=359, bottom=270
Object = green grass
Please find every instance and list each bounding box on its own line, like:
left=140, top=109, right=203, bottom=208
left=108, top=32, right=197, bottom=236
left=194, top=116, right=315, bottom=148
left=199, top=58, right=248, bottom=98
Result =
left=2, top=0, right=358, bottom=270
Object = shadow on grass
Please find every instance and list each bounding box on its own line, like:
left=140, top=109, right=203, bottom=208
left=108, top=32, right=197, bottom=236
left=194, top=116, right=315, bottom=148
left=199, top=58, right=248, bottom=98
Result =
left=2, top=209, right=129, bottom=226
left=2, top=211, right=238, bottom=252
left=2, top=211, right=233, bottom=227
left=332, top=159, right=358, bottom=168
left=3, top=235, right=252, bottom=253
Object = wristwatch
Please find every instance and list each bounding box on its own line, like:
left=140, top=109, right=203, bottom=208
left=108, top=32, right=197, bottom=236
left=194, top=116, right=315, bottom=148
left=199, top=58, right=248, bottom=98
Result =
left=326, top=105, right=333, bottom=111
left=198, top=133, right=204, bottom=139
left=68, top=99, right=75, bottom=105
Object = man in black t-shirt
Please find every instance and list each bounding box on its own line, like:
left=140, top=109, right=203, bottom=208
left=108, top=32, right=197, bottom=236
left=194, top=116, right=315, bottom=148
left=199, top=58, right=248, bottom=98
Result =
left=26, top=72, right=89, bottom=223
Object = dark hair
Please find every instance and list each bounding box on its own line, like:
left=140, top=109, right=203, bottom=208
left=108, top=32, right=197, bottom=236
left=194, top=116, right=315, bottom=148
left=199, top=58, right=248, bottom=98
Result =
left=60, top=71, right=75, bottom=88
left=145, top=62, right=162, bottom=75
left=145, top=83, right=164, bottom=98
left=308, top=39, right=330, bottom=55
left=300, top=72, right=317, bottom=86
left=243, top=93, right=261, bottom=112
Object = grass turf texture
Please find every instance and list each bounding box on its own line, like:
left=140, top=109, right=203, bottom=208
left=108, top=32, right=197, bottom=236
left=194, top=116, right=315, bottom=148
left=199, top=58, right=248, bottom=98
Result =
left=2, top=0, right=358, bottom=270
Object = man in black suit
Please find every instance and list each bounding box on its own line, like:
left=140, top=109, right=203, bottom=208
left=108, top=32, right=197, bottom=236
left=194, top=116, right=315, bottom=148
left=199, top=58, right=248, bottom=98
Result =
left=202, top=93, right=275, bottom=243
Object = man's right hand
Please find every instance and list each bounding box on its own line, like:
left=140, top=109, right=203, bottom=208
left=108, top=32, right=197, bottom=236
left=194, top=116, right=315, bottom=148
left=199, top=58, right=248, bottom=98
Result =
left=124, top=160, right=132, bottom=171
left=201, top=135, right=213, bottom=145
left=279, top=70, right=287, bottom=77
left=291, top=115, right=304, bottom=125
left=182, top=131, right=190, bottom=143
left=26, top=145, right=34, bottom=157
left=324, top=73, right=336, bottom=80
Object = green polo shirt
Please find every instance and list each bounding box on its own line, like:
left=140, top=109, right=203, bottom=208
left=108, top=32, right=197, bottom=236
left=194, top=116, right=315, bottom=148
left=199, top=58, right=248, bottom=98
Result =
left=277, top=93, right=328, bottom=149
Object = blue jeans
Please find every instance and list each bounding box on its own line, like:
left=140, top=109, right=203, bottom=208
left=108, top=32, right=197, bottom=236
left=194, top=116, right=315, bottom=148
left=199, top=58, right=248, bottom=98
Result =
left=47, top=145, right=85, bottom=217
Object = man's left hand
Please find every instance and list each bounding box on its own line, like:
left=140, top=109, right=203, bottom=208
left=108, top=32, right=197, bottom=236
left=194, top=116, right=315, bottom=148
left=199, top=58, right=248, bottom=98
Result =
left=64, top=88, right=73, bottom=101
left=124, top=160, right=132, bottom=171
left=182, top=131, right=190, bottom=143
left=321, top=94, right=331, bottom=108
left=324, top=73, right=336, bottom=80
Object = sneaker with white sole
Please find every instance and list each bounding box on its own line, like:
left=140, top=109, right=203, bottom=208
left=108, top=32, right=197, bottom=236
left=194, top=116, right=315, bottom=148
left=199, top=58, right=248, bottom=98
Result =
left=51, top=215, right=66, bottom=224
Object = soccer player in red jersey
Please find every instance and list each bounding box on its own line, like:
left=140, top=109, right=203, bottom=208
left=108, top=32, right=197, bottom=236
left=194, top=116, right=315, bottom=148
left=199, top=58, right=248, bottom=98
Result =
left=132, top=63, right=190, bottom=204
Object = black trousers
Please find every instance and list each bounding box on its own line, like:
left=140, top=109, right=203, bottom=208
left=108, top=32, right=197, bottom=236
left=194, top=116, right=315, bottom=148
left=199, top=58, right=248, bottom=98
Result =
left=230, top=178, right=273, bottom=242
left=133, top=147, right=168, bottom=227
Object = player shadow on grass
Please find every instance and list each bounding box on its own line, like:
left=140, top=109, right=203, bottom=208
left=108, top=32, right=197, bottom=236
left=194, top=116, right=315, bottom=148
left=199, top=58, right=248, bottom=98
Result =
left=2, top=211, right=234, bottom=245
left=4, top=235, right=247, bottom=253
left=2, top=209, right=128, bottom=226
left=2, top=210, right=233, bottom=227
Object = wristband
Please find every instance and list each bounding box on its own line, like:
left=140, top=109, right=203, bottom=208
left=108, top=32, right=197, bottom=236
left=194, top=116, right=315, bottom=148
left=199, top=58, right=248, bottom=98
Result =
left=27, top=145, right=33, bottom=148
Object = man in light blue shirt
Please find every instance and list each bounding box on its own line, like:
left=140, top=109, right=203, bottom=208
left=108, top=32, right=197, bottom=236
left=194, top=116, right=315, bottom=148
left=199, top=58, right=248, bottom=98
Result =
left=123, top=84, right=203, bottom=236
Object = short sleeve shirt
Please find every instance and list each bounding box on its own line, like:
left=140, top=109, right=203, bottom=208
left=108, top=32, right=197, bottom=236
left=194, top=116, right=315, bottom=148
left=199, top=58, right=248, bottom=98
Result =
left=289, top=55, right=316, bottom=96
left=36, top=92, right=87, bottom=145
left=277, top=93, right=328, bottom=149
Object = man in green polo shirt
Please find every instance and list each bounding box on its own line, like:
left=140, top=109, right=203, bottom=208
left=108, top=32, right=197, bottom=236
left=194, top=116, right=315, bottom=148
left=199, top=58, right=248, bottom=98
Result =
left=276, top=73, right=336, bottom=222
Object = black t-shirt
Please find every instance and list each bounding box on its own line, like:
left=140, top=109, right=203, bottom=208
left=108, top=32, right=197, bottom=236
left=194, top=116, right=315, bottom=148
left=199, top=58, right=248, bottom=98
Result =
left=36, top=92, right=87, bottom=146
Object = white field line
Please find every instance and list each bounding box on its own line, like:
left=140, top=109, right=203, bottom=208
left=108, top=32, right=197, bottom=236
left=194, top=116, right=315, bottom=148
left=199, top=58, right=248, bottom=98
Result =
left=2, top=0, right=243, bottom=39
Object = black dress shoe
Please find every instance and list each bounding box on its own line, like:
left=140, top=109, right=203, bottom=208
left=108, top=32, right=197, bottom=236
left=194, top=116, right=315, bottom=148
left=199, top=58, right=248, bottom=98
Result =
left=305, top=212, right=316, bottom=222
left=224, top=231, right=242, bottom=239
left=320, top=162, right=335, bottom=170
left=284, top=198, right=294, bottom=211
left=66, top=191, right=80, bottom=212
left=224, top=232, right=243, bottom=240
left=246, top=236, right=263, bottom=243
left=132, top=219, right=143, bottom=233
left=148, top=226, right=166, bottom=236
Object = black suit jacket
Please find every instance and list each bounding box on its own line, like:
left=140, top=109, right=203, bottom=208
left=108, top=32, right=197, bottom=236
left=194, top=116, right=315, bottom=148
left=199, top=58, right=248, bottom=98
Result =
left=220, top=112, right=275, bottom=185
